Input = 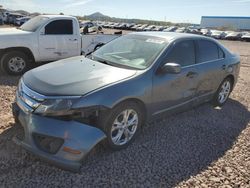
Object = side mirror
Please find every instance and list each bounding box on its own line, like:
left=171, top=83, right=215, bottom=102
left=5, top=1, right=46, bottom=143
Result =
left=160, top=63, right=181, bottom=74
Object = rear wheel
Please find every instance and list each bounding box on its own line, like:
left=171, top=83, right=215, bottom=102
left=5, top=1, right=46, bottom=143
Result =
left=100, top=102, right=144, bottom=150
left=1, top=51, right=31, bottom=76
left=212, top=78, right=233, bottom=107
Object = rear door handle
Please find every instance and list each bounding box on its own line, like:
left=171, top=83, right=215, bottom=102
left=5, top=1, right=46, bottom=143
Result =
left=186, top=71, right=198, bottom=78
left=69, top=39, right=77, bottom=41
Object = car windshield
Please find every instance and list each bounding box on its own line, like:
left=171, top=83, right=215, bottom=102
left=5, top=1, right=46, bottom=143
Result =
left=20, top=16, right=49, bottom=32
left=92, top=35, right=168, bottom=70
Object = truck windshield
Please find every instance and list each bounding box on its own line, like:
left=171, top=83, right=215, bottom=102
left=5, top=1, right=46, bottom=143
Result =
left=92, top=35, right=168, bottom=70
left=20, top=16, right=49, bottom=32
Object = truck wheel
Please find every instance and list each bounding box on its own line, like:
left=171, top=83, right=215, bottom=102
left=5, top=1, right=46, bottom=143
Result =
left=99, top=102, right=144, bottom=150
left=1, top=51, right=31, bottom=75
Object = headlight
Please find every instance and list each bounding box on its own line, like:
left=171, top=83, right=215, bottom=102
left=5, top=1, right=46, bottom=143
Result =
left=35, top=98, right=79, bottom=116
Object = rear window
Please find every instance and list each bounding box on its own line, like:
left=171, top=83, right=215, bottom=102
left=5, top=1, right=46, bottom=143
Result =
left=196, top=40, right=223, bottom=63
left=45, top=20, right=73, bottom=35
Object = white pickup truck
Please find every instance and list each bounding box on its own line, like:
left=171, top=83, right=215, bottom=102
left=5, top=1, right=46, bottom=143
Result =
left=0, top=15, right=120, bottom=75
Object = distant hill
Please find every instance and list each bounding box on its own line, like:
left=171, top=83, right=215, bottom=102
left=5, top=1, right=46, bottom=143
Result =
left=83, top=12, right=193, bottom=27
left=87, top=12, right=110, bottom=20
left=13, top=10, right=30, bottom=15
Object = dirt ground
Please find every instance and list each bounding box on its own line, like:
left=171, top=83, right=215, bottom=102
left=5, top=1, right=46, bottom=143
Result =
left=0, top=38, right=249, bottom=187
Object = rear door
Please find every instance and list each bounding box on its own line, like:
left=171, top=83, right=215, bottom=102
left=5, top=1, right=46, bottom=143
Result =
left=194, top=39, right=226, bottom=101
left=38, top=19, right=79, bottom=61
left=152, top=40, right=199, bottom=115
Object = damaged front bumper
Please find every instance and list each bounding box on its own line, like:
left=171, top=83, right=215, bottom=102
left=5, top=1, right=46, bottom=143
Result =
left=12, top=103, right=106, bottom=172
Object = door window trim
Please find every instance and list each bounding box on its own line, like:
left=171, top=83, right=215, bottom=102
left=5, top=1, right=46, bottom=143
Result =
left=43, top=19, right=74, bottom=35
left=194, top=39, right=226, bottom=66
left=157, top=39, right=197, bottom=69
left=182, top=58, right=225, bottom=69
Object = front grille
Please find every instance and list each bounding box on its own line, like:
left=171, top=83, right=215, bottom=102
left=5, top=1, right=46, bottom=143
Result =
left=16, top=80, right=44, bottom=112
left=33, top=133, right=64, bottom=154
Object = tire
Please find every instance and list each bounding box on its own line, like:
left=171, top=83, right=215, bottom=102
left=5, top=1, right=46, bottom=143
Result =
left=212, top=78, right=233, bottom=107
left=1, top=51, right=31, bottom=76
left=99, top=102, right=144, bottom=150
left=98, top=26, right=102, bottom=31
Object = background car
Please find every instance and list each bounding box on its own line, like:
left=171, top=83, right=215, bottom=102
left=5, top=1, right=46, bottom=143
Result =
left=125, top=23, right=135, bottom=30
left=152, top=26, right=166, bottom=31
left=175, top=27, right=187, bottom=33
left=187, top=29, right=203, bottom=35
left=225, top=32, right=244, bottom=40
left=115, top=23, right=127, bottom=30
left=80, top=21, right=102, bottom=33
left=144, top=25, right=156, bottom=31
left=241, top=32, right=250, bottom=42
left=0, top=14, right=3, bottom=25
left=7, top=13, right=24, bottom=24
left=130, top=24, right=141, bottom=31
left=211, top=30, right=227, bottom=39
left=15, top=16, right=30, bottom=26
left=136, top=24, right=148, bottom=31
left=163, top=26, right=178, bottom=32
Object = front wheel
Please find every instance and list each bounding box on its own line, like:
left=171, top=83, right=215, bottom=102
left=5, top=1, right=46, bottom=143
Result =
left=100, top=102, right=144, bottom=150
left=1, top=51, right=31, bottom=76
left=212, top=78, right=233, bottom=107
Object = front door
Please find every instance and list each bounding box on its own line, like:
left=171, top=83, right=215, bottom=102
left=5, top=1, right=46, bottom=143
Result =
left=152, top=40, right=199, bottom=115
left=38, top=19, right=79, bottom=61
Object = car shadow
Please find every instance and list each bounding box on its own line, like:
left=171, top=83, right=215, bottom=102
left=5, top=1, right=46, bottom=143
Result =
left=82, top=98, right=250, bottom=187
left=0, top=99, right=249, bottom=187
left=0, top=75, right=20, bottom=87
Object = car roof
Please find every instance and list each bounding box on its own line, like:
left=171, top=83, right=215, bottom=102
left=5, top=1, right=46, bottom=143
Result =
left=130, top=31, right=211, bottom=42
left=40, top=15, right=75, bottom=19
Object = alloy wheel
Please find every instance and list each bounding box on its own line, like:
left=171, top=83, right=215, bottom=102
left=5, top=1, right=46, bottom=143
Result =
left=111, top=109, right=139, bottom=146
left=218, top=80, right=231, bottom=104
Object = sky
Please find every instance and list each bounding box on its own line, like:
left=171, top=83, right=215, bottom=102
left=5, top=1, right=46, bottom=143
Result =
left=0, top=0, right=250, bottom=23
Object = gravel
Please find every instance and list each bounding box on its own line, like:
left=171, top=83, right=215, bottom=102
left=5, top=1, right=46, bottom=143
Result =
left=0, top=40, right=249, bottom=188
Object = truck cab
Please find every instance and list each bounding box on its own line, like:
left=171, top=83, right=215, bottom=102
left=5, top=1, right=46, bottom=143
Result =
left=0, top=15, right=120, bottom=75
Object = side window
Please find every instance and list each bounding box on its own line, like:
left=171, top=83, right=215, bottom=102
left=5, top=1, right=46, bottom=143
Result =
left=167, top=40, right=195, bottom=67
left=45, top=20, right=73, bottom=35
left=196, top=40, right=220, bottom=63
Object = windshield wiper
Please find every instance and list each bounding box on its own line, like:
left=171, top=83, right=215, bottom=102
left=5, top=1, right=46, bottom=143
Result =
left=92, top=55, right=113, bottom=66
left=96, top=59, right=112, bottom=65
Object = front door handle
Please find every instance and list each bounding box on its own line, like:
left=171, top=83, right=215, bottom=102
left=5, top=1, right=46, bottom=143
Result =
left=186, top=71, right=198, bottom=78
left=69, top=39, right=77, bottom=41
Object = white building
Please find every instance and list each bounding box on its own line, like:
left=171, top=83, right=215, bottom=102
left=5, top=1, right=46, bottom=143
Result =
left=200, top=16, right=250, bottom=30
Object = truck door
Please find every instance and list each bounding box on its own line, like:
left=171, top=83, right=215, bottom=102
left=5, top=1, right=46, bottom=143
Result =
left=38, top=19, right=79, bottom=61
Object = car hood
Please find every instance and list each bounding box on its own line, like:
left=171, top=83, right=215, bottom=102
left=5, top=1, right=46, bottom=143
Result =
left=23, top=56, right=137, bottom=96
left=0, top=28, right=31, bottom=36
